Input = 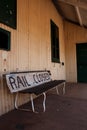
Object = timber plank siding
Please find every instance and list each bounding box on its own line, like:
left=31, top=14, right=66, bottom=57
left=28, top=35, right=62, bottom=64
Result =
left=0, top=0, right=65, bottom=115
left=64, top=21, right=87, bottom=82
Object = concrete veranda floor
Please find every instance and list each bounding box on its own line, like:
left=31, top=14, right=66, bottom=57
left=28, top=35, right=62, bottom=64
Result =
left=0, top=82, right=87, bottom=130
left=64, top=82, right=87, bottom=99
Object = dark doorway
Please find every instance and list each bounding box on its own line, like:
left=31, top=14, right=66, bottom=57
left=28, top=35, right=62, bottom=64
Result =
left=76, top=43, right=87, bottom=83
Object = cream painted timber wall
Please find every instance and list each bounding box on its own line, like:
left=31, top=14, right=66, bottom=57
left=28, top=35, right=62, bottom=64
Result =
left=64, top=21, right=87, bottom=82
left=0, top=0, right=65, bottom=115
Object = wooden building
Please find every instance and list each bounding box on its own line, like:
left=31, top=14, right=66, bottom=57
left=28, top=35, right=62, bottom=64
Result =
left=0, top=0, right=87, bottom=116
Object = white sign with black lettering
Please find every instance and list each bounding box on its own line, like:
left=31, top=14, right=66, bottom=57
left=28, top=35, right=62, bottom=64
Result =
left=6, top=71, right=51, bottom=93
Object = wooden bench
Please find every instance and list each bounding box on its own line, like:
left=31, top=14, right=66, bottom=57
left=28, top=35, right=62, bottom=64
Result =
left=5, top=70, right=65, bottom=113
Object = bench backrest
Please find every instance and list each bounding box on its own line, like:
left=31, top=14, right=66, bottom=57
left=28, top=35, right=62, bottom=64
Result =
left=5, top=71, right=51, bottom=93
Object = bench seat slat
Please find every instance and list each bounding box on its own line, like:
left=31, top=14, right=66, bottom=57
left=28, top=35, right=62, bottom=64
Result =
left=20, top=80, right=65, bottom=95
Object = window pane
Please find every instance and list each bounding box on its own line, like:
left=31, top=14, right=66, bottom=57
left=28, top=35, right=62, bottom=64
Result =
left=0, top=28, right=11, bottom=51
left=0, top=0, right=17, bottom=29
left=51, top=20, right=60, bottom=63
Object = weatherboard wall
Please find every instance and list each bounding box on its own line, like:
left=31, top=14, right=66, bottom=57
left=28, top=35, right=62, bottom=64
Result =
left=0, top=0, right=65, bottom=115
left=64, top=21, right=87, bottom=82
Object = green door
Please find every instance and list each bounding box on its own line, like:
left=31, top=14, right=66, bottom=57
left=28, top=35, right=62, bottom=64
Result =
left=76, top=43, right=87, bottom=83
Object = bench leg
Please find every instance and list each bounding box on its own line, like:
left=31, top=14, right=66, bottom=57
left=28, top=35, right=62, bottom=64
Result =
left=43, top=92, right=46, bottom=112
left=14, top=93, right=38, bottom=113
left=14, top=93, right=47, bottom=113
left=30, top=93, right=46, bottom=113
left=30, top=94, right=35, bottom=113
left=55, top=82, right=66, bottom=95
left=15, top=92, right=19, bottom=109
left=63, top=82, right=65, bottom=94
left=56, top=86, right=59, bottom=95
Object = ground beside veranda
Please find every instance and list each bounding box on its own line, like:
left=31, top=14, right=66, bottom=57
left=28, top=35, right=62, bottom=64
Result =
left=0, top=82, right=87, bottom=130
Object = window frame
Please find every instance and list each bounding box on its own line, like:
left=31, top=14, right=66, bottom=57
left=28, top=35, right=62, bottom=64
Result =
left=50, top=20, right=60, bottom=63
left=0, top=28, right=11, bottom=51
left=0, top=0, right=17, bottom=29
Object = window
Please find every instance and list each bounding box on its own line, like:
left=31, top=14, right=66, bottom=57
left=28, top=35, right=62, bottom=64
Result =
left=50, top=20, right=60, bottom=63
left=0, top=28, right=11, bottom=51
left=0, top=0, right=17, bottom=29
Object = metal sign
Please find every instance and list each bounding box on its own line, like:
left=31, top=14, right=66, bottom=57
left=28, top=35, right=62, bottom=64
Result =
left=6, top=71, right=51, bottom=93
